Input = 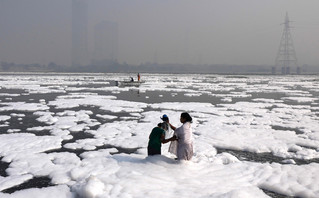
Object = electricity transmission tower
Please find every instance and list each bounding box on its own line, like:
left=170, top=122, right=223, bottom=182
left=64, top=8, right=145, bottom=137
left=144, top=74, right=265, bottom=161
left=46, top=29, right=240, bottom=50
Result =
left=274, top=13, right=298, bottom=75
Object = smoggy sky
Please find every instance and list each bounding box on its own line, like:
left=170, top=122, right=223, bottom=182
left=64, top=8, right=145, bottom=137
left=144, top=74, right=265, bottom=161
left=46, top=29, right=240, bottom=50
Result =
left=0, top=0, right=318, bottom=66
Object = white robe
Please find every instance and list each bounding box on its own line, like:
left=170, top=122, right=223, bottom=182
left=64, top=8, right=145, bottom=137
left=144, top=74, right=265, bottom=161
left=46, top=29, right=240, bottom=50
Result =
left=168, top=122, right=193, bottom=160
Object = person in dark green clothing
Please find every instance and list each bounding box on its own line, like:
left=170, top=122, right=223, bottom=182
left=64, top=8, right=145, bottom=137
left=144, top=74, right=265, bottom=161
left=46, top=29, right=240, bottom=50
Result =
left=147, top=123, right=176, bottom=156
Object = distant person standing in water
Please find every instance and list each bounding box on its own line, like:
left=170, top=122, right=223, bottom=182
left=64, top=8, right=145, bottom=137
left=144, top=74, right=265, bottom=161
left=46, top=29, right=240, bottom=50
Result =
left=168, top=112, right=193, bottom=160
left=147, top=123, right=176, bottom=156
left=137, top=73, right=141, bottom=81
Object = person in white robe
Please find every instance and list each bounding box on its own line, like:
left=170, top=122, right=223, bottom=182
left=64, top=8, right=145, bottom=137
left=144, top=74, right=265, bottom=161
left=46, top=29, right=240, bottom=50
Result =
left=168, top=112, right=193, bottom=160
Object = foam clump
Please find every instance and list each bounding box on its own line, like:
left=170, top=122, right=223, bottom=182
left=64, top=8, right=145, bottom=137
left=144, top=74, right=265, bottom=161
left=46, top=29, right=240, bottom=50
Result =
left=213, top=153, right=240, bottom=165
left=0, top=115, right=11, bottom=121
left=74, top=176, right=106, bottom=198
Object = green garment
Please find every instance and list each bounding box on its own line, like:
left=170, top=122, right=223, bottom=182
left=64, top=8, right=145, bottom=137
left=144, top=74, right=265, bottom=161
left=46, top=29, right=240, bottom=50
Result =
left=148, top=127, right=165, bottom=153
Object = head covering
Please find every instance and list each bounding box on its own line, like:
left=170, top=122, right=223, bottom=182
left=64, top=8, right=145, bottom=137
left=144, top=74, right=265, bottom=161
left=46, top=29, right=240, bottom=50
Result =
left=161, top=114, right=168, bottom=121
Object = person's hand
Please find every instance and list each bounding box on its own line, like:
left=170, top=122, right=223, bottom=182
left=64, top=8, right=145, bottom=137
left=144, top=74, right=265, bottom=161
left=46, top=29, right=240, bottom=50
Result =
left=170, top=135, right=177, bottom=141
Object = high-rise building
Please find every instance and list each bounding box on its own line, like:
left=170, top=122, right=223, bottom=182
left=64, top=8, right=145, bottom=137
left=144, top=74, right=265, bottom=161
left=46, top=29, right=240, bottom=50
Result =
left=72, top=0, right=88, bottom=66
left=93, top=21, right=118, bottom=63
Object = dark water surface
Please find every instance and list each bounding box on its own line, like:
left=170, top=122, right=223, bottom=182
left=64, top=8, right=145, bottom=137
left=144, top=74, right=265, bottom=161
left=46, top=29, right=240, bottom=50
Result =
left=1, top=177, right=53, bottom=194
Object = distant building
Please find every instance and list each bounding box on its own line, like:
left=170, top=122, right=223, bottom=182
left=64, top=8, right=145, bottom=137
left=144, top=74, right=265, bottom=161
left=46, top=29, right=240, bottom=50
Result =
left=93, top=21, right=118, bottom=63
left=72, top=0, right=89, bottom=66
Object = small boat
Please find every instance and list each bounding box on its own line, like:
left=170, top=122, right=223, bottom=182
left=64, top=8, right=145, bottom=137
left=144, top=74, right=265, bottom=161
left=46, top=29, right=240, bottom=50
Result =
left=115, top=80, right=145, bottom=87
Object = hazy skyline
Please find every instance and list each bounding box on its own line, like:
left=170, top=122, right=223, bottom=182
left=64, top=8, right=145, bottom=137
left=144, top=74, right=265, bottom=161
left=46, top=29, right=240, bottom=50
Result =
left=72, top=0, right=88, bottom=66
left=0, top=0, right=318, bottom=67
left=93, top=20, right=118, bottom=62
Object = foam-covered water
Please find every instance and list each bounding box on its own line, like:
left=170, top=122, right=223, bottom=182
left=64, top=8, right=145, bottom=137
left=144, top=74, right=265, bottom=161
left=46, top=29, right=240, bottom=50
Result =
left=0, top=73, right=319, bottom=198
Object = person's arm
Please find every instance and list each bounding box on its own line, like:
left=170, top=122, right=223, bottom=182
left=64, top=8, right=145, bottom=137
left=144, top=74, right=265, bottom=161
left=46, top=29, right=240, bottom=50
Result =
left=168, top=122, right=176, bottom=131
left=160, top=134, right=176, bottom=144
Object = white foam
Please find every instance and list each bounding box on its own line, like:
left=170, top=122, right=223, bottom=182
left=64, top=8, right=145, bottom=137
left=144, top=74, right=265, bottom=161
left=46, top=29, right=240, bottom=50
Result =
left=0, top=115, right=10, bottom=121
left=96, top=114, right=117, bottom=120
left=0, top=102, right=49, bottom=112
left=0, top=74, right=319, bottom=197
